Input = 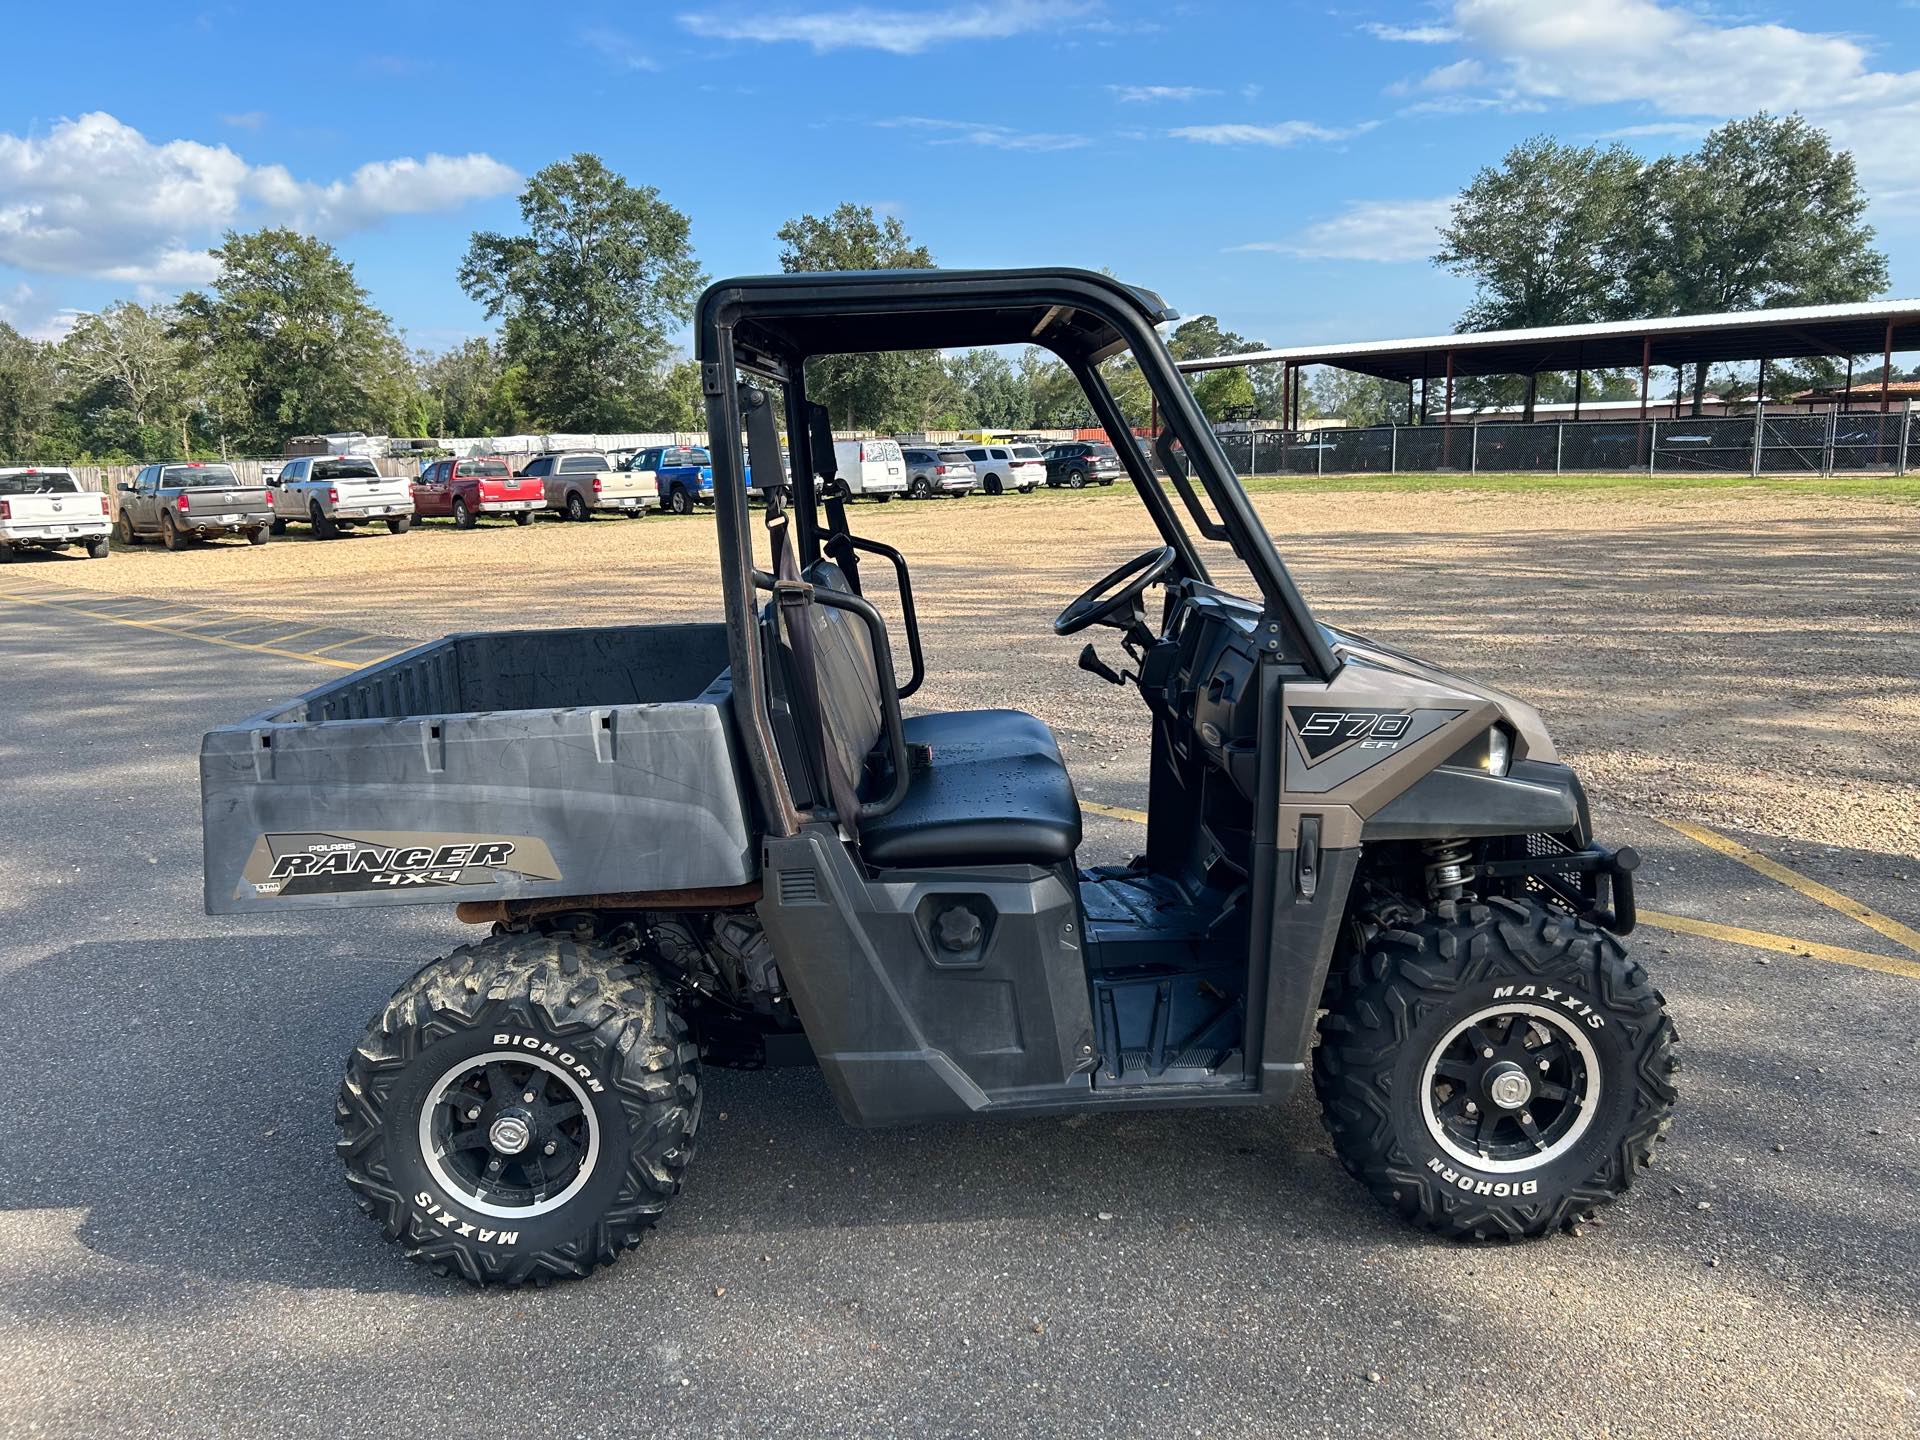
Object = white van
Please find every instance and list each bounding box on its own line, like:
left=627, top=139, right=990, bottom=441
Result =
left=826, top=438, right=907, bottom=501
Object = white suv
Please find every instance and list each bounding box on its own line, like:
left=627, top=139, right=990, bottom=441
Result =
left=960, top=444, right=1044, bottom=496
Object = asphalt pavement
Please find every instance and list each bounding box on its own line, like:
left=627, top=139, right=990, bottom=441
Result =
left=0, top=578, right=1915, bottom=1439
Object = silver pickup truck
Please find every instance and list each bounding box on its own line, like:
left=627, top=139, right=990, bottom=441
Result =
left=518, top=451, right=658, bottom=520
left=116, top=462, right=273, bottom=550
left=0, top=467, right=113, bottom=560
left=270, top=455, right=416, bottom=538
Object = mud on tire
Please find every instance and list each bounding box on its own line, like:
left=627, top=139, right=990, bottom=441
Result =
left=336, top=933, right=701, bottom=1285
left=1314, top=896, right=1677, bottom=1241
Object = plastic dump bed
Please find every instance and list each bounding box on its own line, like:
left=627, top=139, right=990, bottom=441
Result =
left=201, top=624, right=755, bottom=914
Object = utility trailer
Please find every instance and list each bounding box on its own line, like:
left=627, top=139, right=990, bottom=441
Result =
left=203, top=268, right=1676, bottom=1287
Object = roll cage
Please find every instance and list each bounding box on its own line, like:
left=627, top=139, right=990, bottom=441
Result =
left=695, top=267, right=1338, bottom=836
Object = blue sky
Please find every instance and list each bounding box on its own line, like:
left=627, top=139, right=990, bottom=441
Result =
left=5, top=0, right=1920, bottom=356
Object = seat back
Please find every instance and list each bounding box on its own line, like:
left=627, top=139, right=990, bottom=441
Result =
left=762, top=560, right=889, bottom=808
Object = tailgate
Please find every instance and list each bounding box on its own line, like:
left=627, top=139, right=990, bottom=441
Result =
left=478, top=476, right=539, bottom=502
left=2, top=492, right=109, bottom=528
left=602, top=470, right=658, bottom=500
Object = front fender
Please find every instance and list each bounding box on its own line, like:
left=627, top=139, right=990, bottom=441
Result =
left=1361, top=759, right=1583, bottom=841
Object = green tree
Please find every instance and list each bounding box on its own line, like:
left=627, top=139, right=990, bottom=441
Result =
left=1022, top=347, right=1092, bottom=428
left=943, top=349, right=1033, bottom=429
left=775, top=203, right=941, bottom=431
left=1191, top=366, right=1257, bottom=423
left=61, top=302, right=190, bottom=458
left=173, top=228, right=410, bottom=452
left=0, top=322, right=64, bottom=461
left=1308, top=368, right=1403, bottom=428
left=1629, top=113, right=1889, bottom=412
left=460, top=154, right=705, bottom=431
left=419, top=338, right=522, bottom=436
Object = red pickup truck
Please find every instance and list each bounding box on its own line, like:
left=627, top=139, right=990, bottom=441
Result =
left=411, top=456, right=544, bottom=527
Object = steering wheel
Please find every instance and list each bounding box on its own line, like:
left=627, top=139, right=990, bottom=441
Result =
left=1053, top=545, right=1178, bottom=636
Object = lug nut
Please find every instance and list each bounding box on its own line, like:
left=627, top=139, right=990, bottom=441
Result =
left=544, top=1142, right=557, bottom=1156
left=467, top=1106, right=481, bottom=1120
left=1464, top=1101, right=1478, bottom=1115
left=1481, top=1047, right=1495, bottom=1059
left=488, top=1159, right=502, bottom=1172
left=1520, top=1113, right=1534, bottom=1126
left=1538, top=1060, right=1551, bottom=1071
left=522, top=1091, right=536, bottom=1104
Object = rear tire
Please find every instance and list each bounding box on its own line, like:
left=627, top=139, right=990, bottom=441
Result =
left=452, top=498, right=475, bottom=529
left=337, top=933, right=702, bottom=1287
left=565, top=491, right=591, bottom=523
left=270, top=517, right=287, bottom=536
left=668, top=486, right=693, bottom=516
left=909, top=477, right=933, bottom=499
left=1315, top=895, right=1677, bottom=1241
left=983, top=474, right=1003, bottom=496
left=1066, top=471, right=1086, bottom=489
left=246, top=527, right=269, bottom=546
left=88, top=535, right=112, bottom=558
left=161, top=513, right=186, bottom=551
left=513, top=510, right=532, bottom=526
left=311, top=503, right=338, bottom=540
left=387, top=515, right=412, bottom=535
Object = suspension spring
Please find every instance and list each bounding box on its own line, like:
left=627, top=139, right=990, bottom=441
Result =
left=1423, top=838, right=1473, bottom=903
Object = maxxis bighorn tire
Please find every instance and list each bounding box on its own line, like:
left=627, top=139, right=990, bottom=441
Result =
left=336, top=933, right=702, bottom=1286
left=1314, top=896, right=1677, bottom=1241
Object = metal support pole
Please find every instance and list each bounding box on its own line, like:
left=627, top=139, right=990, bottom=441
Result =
left=1470, top=422, right=1479, bottom=474
left=1648, top=420, right=1657, bottom=475
left=1317, top=422, right=1325, bottom=476
left=1750, top=380, right=1765, bottom=477
left=1390, top=423, right=1398, bottom=474
left=1823, top=407, right=1837, bottom=475
left=1881, top=319, right=1895, bottom=413
left=1639, top=337, right=1651, bottom=420
left=1405, top=379, right=1414, bottom=425
left=1899, top=399, right=1912, bottom=477
left=1555, top=422, right=1563, bottom=474
left=1443, top=351, right=1454, bottom=468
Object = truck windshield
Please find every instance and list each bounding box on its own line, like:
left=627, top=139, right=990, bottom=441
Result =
left=561, top=455, right=609, bottom=472
left=0, top=472, right=79, bottom=494
left=313, top=459, right=381, bottom=481
left=162, top=465, right=240, bottom=487
left=464, top=460, right=510, bottom=477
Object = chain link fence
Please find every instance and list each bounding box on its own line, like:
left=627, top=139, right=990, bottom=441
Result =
left=1219, top=406, right=1916, bottom=478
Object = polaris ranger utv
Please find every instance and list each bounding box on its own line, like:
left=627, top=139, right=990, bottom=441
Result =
left=200, top=269, right=1676, bottom=1285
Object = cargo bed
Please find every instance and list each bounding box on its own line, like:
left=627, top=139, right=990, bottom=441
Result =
left=201, top=624, right=755, bottom=914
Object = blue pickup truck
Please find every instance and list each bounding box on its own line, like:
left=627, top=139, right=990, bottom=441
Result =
left=625, top=444, right=760, bottom=515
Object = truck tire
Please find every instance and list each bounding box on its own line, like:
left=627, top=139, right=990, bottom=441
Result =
left=247, top=526, right=270, bottom=546
left=1315, top=895, right=1677, bottom=1241
left=668, top=486, right=693, bottom=516
left=161, top=513, right=187, bottom=551
left=452, top=497, right=475, bottom=529
left=85, top=535, right=111, bottom=559
left=337, top=933, right=701, bottom=1287
left=115, top=512, right=138, bottom=546
left=387, top=516, right=412, bottom=535
left=270, top=517, right=287, bottom=536
left=513, top=510, right=532, bottom=526
left=0, top=544, right=12, bottom=563
left=983, top=474, right=1003, bottom=496
left=565, top=491, right=591, bottom=523
left=311, top=503, right=338, bottom=540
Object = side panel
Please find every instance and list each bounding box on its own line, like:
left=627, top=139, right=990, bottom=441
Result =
left=757, top=830, right=1097, bottom=1126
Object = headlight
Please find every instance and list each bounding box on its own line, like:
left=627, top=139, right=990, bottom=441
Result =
left=1486, top=726, right=1511, bottom=777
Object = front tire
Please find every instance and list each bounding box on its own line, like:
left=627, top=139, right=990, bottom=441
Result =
left=115, top=512, right=138, bottom=546
left=1315, top=896, right=1676, bottom=1241
left=337, top=934, right=701, bottom=1287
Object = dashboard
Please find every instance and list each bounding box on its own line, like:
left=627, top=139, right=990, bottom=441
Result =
left=1144, top=587, right=1264, bottom=800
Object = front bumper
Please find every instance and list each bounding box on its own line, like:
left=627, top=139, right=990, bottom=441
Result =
left=1474, top=839, right=1641, bottom=935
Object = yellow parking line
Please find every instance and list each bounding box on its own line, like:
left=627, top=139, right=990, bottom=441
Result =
left=0, top=590, right=365, bottom=669
left=1639, top=910, right=1920, bottom=981
left=306, top=633, right=384, bottom=655
left=1658, top=818, right=1920, bottom=959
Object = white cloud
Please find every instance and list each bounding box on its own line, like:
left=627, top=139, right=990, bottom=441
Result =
left=879, top=116, right=1089, bottom=150
left=0, top=112, right=517, bottom=286
left=1171, top=120, right=1369, bottom=148
left=1364, top=22, right=1459, bottom=43
left=0, top=282, right=82, bottom=341
left=1109, top=84, right=1218, bottom=103
left=678, top=0, right=1092, bottom=54
left=1431, top=0, right=1920, bottom=198
left=220, top=111, right=267, bottom=131
left=581, top=27, right=662, bottom=70
left=1228, top=196, right=1456, bottom=264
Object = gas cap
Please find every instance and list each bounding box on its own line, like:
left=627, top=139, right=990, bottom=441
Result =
left=934, top=906, right=984, bottom=953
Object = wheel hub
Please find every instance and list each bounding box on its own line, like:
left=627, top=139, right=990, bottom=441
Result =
left=488, top=1110, right=533, bottom=1155
left=1483, top=1061, right=1533, bottom=1111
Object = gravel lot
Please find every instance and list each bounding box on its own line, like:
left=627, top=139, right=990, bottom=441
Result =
left=3, top=481, right=1918, bottom=1438
left=49, top=482, right=1920, bottom=855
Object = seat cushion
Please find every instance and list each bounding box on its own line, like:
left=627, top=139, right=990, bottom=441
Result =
left=860, top=709, right=1083, bottom=868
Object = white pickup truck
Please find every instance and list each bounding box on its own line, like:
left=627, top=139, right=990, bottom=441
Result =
left=0, top=467, right=112, bottom=561
left=518, top=451, right=657, bottom=520
left=269, top=455, right=416, bottom=539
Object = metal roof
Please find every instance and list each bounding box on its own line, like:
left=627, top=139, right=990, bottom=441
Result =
left=1175, top=298, right=1920, bottom=383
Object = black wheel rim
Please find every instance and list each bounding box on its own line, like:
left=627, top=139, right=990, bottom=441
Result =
left=1420, top=1002, right=1600, bottom=1173
left=419, top=1050, right=600, bottom=1219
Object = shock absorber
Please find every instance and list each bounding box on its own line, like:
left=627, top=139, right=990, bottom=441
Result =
left=1423, top=837, right=1472, bottom=908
